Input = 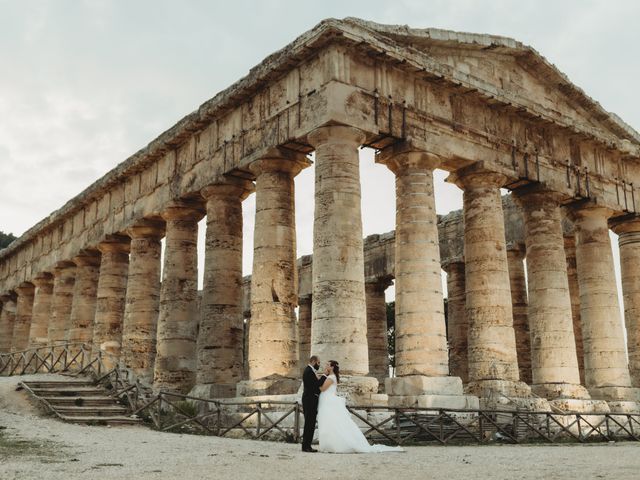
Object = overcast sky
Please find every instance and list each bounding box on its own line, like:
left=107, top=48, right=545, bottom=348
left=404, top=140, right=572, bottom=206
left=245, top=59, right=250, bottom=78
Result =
left=1, top=1, right=638, bottom=299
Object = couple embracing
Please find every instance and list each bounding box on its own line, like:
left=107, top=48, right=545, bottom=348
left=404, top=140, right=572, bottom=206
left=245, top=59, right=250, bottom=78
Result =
left=301, top=355, right=403, bottom=454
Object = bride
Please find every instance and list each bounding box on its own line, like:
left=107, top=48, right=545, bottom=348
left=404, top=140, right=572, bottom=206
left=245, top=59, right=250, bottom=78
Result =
left=316, top=360, right=403, bottom=453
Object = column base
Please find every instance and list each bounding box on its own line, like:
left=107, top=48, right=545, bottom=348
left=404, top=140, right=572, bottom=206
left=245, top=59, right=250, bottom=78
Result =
left=236, top=375, right=300, bottom=396
left=467, top=379, right=551, bottom=411
left=189, top=383, right=237, bottom=399
left=385, top=375, right=478, bottom=409
left=589, top=386, right=640, bottom=403
left=531, top=382, right=591, bottom=400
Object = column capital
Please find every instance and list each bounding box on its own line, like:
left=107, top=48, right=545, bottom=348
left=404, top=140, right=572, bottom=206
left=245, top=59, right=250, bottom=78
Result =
left=53, top=260, right=76, bottom=274
left=307, top=125, right=366, bottom=148
left=506, top=242, right=526, bottom=259
left=97, top=234, right=131, bottom=254
left=376, top=143, right=441, bottom=174
left=126, top=218, right=165, bottom=240
left=161, top=199, right=206, bottom=222
left=201, top=176, right=254, bottom=201
left=441, top=256, right=465, bottom=273
left=512, top=184, right=567, bottom=208
left=448, top=162, right=508, bottom=190
left=0, top=291, right=17, bottom=303
left=565, top=202, right=614, bottom=223
left=15, top=282, right=35, bottom=296
left=32, top=272, right=54, bottom=287
left=365, top=276, right=393, bottom=293
left=249, top=151, right=311, bottom=177
left=610, top=215, right=640, bottom=236
left=72, top=250, right=102, bottom=267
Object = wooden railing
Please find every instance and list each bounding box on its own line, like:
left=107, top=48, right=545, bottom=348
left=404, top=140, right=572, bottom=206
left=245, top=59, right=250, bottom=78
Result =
left=4, top=344, right=640, bottom=445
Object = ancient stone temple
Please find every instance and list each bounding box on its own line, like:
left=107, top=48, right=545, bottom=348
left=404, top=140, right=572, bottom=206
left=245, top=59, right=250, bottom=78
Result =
left=1, top=18, right=639, bottom=412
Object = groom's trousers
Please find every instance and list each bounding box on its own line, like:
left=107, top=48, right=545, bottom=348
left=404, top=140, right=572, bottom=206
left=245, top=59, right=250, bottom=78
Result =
left=301, top=395, right=318, bottom=449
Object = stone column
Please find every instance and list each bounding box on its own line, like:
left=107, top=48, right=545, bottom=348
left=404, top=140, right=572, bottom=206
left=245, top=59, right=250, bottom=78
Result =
left=564, top=232, right=585, bottom=385
left=379, top=148, right=475, bottom=409
left=0, top=293, right=17, bottom=353
left=13, top=283, right=35, bottom=352
left=192, top=178, right=253, bottom=398
left=154, top=200, right=204, bottom=393
left=238, top=153, right=309, bottom=397
left=67, top=251, right=101, bottom=347
left=571, top=205, right=639, bottom=410
left=298, top=296, right=312, bottom=371
left=93, top=236, right=130, bottom=368
left=48, top=262, right=76, bottom=344
left=506, top=244, right=531, bottom=385
left=451, top=165, right=536, bottom=407
left=611, top=218, right=640, bottom=389
left=365, top=279, right=390, bottom=387
left=308, top=125, right=380, bottom=403
left=122, top=220, right=164, bottom=382
left=514, top=188, right=596, bottom=409
left=442, top=259, right=467, bottom=383
left=29, top=273, right=54, bottom=348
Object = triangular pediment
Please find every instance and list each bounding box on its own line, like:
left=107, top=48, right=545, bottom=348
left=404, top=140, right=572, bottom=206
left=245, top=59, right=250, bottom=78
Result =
left=340, top=18, right=640, bottom=146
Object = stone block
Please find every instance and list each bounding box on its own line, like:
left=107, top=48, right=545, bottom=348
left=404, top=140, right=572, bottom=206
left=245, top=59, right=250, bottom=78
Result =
left=236, top=376, right=300, bottom=396
left=466, top=379, right=532, bottom=398
left=189, top=383, right=237, bottom=400
left=590, top=386, right=640, bottom=402
left=385, top=375, right=463, bottom=396
left=548, top=398, right=610, bottom=413
left=387, top=394, right=479, bottom=410
left=607, top=401, right=640, bottom=413
left=531, top=382, right=591, bottom=400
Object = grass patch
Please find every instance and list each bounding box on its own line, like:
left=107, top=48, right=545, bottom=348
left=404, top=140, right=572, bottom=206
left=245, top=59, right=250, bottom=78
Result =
left=0, top=428, right=66, bottom=462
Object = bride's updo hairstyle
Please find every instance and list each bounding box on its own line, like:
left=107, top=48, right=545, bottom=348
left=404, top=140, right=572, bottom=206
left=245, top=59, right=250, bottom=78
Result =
left=329, top=360, right=340, bottom=383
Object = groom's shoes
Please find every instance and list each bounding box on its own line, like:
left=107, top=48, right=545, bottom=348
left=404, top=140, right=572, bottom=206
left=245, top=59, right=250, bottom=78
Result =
left=301, top=447, right=318, bottom=453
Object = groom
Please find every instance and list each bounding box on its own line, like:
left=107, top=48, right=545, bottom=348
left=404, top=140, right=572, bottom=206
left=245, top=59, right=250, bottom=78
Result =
left=301, top=355, right=326, bottom=452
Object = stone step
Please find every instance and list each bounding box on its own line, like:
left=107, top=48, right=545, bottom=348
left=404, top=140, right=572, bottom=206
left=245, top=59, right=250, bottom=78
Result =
left=54, top=405, right=129, bottom=417
left=28, top=387, right=108, bottom=397
left=59, top=415, right=141, bottom=425
left=24, top=381, right=95, bottom=390
left=42, top=395, right=118, bottom=407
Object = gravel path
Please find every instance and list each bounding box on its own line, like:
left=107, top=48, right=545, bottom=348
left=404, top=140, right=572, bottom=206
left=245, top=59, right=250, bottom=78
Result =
left=1, top=374, right=639, bottom=480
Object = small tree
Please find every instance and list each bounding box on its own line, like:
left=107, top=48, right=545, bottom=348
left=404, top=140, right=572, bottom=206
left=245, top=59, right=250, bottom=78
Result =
left=0, top=231, right=17, bottom=249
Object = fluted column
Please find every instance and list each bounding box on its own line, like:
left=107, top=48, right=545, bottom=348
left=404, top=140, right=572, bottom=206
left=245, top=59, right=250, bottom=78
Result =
left=611, top=218, right=640, bottom=388
left=514, top=188, right=590, bottom=403
left=308, top=126, right=369, bottom=377
left=298, top=296, right=312, bottom=371
left=13, top=283, right=35, bottom=351
left=154, top=201, right=204, bottom=393
left=564, top=233, right=585, bottom=385
left=193, top=178, right=253, bottom=398
left=48, top=262, right=76, bottom=344
left=67, top=251, right=101, bottom=346
left=506, top=244, right=531, bottom=385
left=93, top=236, right=130, bottom=367
left=29, top=273, right=54, bottom=348
left=240, top=154, right=309, bottom=396
left=452, top=165, right=532, bottom=401
left=122, top=220, right=164, bottom=382
left=365, top=279, right=390, bottom=386
left=0, top=293, right=17, bottom=353
left=443, top=259, right=467, bottom=383
left=571, top=205, right=639, bottom=407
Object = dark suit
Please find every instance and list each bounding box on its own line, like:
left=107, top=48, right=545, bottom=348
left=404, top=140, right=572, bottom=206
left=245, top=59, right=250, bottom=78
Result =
left=301, top=365, right=325, bottom=449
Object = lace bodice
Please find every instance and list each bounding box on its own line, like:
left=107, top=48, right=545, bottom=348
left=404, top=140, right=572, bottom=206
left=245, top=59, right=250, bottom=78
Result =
left=322, top=374, right=338, bottom=395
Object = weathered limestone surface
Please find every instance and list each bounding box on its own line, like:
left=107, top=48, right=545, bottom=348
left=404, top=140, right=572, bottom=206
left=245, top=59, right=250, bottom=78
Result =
left=443, top=259, right=467, bottom=382
left=48, top=262, right=76, bottom=344
left=67, top=252, right=101, bottom=345
left=611, top=219, right=640, bottom=389
left=243, top=154, right=309, bottom=395
left=365, top=279, right=390, bottom=386
left=572, top=205, right=639, bottom=408
left=506, top=244, right=531, bottom=385
left=93, top=236, right=130, bottom=367
left=154, top=201, right=204, bottom=393
left=298, top=295, right=312, bottom=371
left=564, top=233, right=586, bottom=385
left=122, top=220, right=163, bottom=382
left=308, top=126, right=370, bottom=375
left=29, top=273, right=54, bottom=347
left=452, top=165, right=536, bottom=406
left=194, top=179, right=252, bottom=398
left=515, top=189, right=589, bottom=403
left=13, top=283, right=35, bottom=352
left=0, top=293, right=17, bottom=353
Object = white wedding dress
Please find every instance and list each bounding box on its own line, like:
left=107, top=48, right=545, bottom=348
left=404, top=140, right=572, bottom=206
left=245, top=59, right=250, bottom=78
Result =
left=317, top=374, right=403, bottom=453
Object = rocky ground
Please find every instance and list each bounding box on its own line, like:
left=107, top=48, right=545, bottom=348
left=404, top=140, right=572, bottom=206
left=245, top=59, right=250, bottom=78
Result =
left=1, top=374, right=639, bottom=480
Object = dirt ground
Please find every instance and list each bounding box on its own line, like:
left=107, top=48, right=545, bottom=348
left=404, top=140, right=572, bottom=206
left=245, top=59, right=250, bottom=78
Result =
left=1, top=374, right=639, bottom=480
